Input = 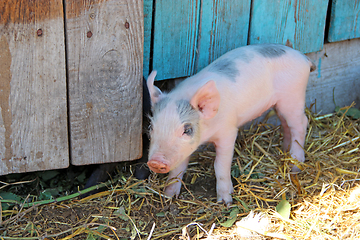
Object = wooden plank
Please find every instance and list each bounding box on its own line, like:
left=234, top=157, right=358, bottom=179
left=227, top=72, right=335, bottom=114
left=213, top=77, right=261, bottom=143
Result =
left=0, top=0, right=68, bottom=175
left=66, top=0, right=143, bottom=165
left=328, top=0, right=360, bottom=42
left=152, top=0, right=200, bottom=80
left=305, top=38, right=360, bottom=113
left=196, top=0, right=251, bottom=72
left=249, top=0, right=328, bottom=53
left=143, top=0, right=153, bottom=78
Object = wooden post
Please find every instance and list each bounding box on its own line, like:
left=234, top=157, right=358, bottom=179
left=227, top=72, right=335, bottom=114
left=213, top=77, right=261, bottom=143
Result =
left=65, top=0, right=144, bottom=166
left=0, top=0, right=69, bottom=175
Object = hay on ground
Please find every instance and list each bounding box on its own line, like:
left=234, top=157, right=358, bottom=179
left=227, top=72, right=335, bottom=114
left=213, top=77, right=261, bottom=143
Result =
left=0, top=105, right=359, bottom=239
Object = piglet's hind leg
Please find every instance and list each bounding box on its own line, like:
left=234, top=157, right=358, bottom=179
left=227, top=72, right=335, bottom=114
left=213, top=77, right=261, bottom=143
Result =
left=276, top=102, right=308, bottom=172
left=277, top=113, right=291, bottom=152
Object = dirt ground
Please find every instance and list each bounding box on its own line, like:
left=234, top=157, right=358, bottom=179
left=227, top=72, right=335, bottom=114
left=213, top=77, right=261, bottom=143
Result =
left=1, top=106, right=360, bottom=239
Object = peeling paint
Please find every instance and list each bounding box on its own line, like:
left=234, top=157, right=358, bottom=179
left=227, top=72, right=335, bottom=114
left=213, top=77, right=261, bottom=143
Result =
left=317, top=57, right=322, bottom=78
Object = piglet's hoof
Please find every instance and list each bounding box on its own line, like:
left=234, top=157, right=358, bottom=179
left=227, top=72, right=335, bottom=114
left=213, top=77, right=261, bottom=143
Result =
left=217, top=197, right=233, bottom=207
left=290, top=164, right=303, bottom=173
left=217, top=189, right=233, bottom=206
left=164, top=179, right=182, bottom=198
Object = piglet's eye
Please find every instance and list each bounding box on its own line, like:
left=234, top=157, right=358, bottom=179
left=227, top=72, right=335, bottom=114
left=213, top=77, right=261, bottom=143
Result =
left=183, top=123, right=193, bottom=136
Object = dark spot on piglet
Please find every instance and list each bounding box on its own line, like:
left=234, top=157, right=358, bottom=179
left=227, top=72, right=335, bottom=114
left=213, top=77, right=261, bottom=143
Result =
left=255, top=44, right=286, bottom=58
left=208, top=58, right=239, bottom=81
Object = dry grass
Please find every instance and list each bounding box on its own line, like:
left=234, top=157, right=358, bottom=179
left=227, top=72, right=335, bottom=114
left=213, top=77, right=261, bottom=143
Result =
left=0, top=105, right=359, bottom=239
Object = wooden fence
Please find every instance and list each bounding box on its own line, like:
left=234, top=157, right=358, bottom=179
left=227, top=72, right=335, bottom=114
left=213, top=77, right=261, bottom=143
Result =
left=0, top=0, right=359, bottom=175
left=143, top=0, right=359, bottom=80
left=0, top=0, right=143, bottom=175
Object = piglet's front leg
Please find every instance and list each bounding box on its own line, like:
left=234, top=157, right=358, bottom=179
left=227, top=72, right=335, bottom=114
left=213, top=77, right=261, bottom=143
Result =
left=213, top=131, right=237, bottom=205
left=164, top=157, right=190, bottom=198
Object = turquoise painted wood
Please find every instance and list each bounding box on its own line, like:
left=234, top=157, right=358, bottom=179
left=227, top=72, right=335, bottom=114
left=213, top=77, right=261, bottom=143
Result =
left=152, top=0, right=200, bottom=80
left=143, top=0, right=153, bottom=78
left=148, top=0, right=332, bottom=81
left=196, top=0, right=251, bottom=72
left=249, top=0, right=328, bottom=53
left=328, top=0, right=360, bottom=42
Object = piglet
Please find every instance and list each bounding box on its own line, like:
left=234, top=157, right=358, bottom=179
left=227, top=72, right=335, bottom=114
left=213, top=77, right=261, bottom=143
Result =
left=147, top=44, right=316, bottom=204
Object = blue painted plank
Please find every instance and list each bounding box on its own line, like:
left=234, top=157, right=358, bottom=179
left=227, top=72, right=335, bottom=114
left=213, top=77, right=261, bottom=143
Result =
left=196, top=0, right=251, bottom=72
left=328, top=0, right=360, bottom=42
left=152, top=0, right=200, bottom=80
left=249, top=0, right=328, bottom=53
left=143, top=0, right=153, bottom=78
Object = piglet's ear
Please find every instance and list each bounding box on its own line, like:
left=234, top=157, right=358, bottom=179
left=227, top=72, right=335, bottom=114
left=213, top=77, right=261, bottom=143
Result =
left=190, top=80, right=220, bottom=119
left=147, top=70, right=164, bottom=105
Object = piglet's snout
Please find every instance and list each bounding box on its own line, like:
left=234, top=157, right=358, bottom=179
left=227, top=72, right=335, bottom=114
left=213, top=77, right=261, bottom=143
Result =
left=147, top=157, right=170, bottom=173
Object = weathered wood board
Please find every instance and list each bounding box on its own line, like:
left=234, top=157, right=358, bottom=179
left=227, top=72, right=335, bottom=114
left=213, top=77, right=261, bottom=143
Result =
left=306, top=38, right=360, bottom=113
left=249, top=0, right=329, bottom=53
left=196, top=0, right=251, bottom=72
left=152, top=0, right=200, bottom=80
left=328, top=0, right=360, bottom=42
left=65, top=0, right=143, bottom=165
left=0, top=0, right=69, bottom=175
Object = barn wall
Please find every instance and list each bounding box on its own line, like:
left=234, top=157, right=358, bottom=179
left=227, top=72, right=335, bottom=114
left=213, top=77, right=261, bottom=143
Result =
left=145, top=0, right=329, bottom=80
left=249, top=0, right=328, bottom=53
left=306, top=38, right=360, bottom=113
